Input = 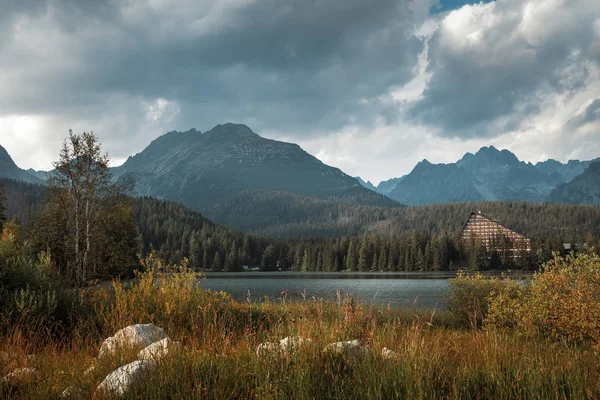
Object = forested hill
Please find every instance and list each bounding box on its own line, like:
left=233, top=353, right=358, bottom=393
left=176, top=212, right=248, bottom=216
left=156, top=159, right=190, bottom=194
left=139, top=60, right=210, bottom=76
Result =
left=4, top=178, right=600, bottom=241
left=4, top=178, right=600, bottom=273
left=131, top=197, right=600, bottom=272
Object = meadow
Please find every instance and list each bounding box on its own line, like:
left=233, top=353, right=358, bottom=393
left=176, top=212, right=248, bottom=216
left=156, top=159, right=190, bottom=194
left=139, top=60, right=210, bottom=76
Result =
left=1, top=252, right=600, bottom=399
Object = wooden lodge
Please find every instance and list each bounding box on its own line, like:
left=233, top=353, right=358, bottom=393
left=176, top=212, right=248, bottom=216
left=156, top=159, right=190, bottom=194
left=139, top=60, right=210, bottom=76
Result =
left=460, top=212, right=531, bottom=257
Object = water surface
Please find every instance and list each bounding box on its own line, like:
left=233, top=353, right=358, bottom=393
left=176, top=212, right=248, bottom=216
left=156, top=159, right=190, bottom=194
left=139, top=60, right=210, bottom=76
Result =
left=200, top=272, right=453, bottom=309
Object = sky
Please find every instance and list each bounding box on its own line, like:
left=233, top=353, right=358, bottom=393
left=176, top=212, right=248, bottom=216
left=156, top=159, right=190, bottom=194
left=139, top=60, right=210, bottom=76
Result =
left=1, top=0, right=600, bottom=185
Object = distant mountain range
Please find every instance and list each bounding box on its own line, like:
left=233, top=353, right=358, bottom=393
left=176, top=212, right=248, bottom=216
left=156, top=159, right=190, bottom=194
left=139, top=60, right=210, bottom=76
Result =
left=358, top=146, right=600, bottom=205
left=2, top=125, right=600, bottom=235
left=548, top=161, right=600, bottom=204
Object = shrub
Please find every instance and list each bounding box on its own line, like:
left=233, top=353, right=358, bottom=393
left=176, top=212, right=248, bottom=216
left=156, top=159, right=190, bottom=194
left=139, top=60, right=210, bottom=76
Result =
left=92, top=252, right=257, bottom=343
left=446, top=271, right=512, bottom=329
left=0, top=250, right=78, bottom=333
left=486, top=252, right=600, bottom=347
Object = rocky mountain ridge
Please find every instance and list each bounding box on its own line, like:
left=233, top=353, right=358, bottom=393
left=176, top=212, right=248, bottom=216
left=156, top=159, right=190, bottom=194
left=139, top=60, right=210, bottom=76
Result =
left=359, top=146, right=600, bottom=205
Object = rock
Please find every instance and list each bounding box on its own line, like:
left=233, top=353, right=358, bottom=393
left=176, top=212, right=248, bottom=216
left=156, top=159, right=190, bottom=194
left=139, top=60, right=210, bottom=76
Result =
left=381, top=347, right=399, bottom=362
left=1, top=367, right=39, bottom=386
left=256, top=342, right=280, bottom=358
left=324, top=340, right=369, bottom=363
left=99, top=324, right=167, bottom=358
left=279, top=336, right=312, bottom=354
left=137, top=338, right=179, bottom=361
left=96, top=360, right=156, bottom=397
left=257, top=336, right=313, bottom=358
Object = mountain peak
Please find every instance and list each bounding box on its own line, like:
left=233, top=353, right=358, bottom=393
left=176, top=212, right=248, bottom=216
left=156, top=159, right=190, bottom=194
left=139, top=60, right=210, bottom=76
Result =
left=212, top=123, right=257, bottom=136
left=459, top=146, right=519, bottom=167
left=0, top=144, right=46, bottom=184
left=476, top=145, right=500, bottom=155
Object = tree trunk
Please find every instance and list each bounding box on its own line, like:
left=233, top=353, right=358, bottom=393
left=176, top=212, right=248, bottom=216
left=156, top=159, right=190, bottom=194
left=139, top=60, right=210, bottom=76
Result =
left=74, top=196, right=80, bottom=288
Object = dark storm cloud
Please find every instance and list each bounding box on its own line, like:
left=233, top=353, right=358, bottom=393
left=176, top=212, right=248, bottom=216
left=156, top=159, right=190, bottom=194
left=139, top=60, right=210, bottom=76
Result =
left=408, top=0, right=600, bottom=138
left=0, top=0, right=430, bottom=135
left=566, top=98, right=600, bottom=130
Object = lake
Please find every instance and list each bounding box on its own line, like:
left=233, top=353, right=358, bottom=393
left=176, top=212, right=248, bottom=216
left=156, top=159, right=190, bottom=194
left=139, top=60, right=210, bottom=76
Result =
left=200, top=272, right=455, bottom=309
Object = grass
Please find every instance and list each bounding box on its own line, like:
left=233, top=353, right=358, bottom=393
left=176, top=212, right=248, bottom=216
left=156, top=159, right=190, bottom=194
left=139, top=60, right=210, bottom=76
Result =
left=1, top=266, right=599, bottom=399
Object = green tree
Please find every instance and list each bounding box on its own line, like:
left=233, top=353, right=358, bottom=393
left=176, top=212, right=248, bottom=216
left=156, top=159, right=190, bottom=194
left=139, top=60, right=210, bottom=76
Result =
left=212, top=252, right=222, bottom=271
left=358, top=237, right=370, bottom=272
left=346, top=239, right=357, bottom=271
left=261, top=245, right=278, bottom=271
left=39, top=131, right=136, bottom=287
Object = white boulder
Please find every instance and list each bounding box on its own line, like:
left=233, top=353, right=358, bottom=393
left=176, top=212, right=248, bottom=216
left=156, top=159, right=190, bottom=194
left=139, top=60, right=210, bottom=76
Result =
left=279, top=336, right=312, bottom=354
left=257, top=336, right=313, bottom=358
left=99, top=324, right=167, bottom=358
left=96, top=360, right=156, bottom=397
left=256, top=342, right=280, bottom=358
left=137, top=337, right=179, bottom=361
left=324, top=340, right=369, bottom=363
left=381, top=347, right=399, bottom=362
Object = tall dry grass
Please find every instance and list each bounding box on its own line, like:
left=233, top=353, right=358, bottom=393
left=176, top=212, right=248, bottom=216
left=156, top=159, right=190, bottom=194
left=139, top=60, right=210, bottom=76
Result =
left=1, top=254, right=599, bottom=399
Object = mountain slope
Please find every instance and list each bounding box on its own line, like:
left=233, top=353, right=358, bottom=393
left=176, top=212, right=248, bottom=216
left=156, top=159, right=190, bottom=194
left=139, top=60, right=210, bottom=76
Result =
left=112, top=123, right=399, bottom=233
left=0, top=145, right=45, bottom=185
left=388, top=160, right=484, bottom=205
left=535, top=158, right=599, bottom=183
left=382, top=146, right=587, bottom=205
left=548, top=162, right=600, bottom=205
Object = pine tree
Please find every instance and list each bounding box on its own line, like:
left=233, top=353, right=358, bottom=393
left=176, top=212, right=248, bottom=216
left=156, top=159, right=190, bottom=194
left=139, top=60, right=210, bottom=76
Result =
left=301, top=248, right=311, bottom=272
left=225, top=242, right=239, bottom=272
left=346, top=240, right=357, bottom=271
left=358, top=237, right=370, bottom=272
left=212, top=252, right=222, bottom=271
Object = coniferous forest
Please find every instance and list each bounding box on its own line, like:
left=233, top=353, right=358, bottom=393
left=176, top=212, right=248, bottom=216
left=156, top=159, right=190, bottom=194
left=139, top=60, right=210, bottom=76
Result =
left=3, top=172, right=600, bottom=277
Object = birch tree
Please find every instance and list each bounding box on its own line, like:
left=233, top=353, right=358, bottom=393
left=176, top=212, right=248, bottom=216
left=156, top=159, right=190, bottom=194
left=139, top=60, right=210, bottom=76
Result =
left=47, top=131, right=132, bottom=288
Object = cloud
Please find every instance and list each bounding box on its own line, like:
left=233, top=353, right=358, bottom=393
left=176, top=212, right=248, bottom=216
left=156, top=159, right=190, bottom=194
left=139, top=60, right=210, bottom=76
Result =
left=0, top=0, right=599, bottom=183
left=408, top=0, right=600, bottom=138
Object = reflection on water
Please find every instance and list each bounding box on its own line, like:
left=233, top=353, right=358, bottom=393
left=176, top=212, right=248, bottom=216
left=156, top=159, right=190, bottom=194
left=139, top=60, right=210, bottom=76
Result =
left=200, top=272, right=455, bottom=309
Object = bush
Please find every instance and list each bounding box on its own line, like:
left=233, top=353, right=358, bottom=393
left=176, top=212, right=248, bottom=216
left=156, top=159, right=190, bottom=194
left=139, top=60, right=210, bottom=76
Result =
left=486, top=252, right=600, bottom=347
left=0, top=250, right=78, bottom=334
left=92, top=252, right=257, bottom=342
left=446, top=271, right=513, bottom=329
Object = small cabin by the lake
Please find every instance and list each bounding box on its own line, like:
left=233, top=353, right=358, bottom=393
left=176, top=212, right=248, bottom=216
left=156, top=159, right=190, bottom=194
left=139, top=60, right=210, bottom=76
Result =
left=460, top=212, right=531, bottom=257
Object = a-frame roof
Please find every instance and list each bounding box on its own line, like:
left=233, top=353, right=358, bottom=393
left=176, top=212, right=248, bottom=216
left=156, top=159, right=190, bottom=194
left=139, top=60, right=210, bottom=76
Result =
left=459, top=211, right=528, bottom=239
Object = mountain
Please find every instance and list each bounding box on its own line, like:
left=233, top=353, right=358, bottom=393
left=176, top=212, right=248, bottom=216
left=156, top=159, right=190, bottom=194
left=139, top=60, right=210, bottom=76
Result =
left=0, top=145, right=45, bottom=185
left=535, top=158, right=599, bottom=184
left=388, top=160, right=484, bottom=205
left=26, top=168, right=49, bottom=182
left=548, top=161, right=600, bottom=205
left=377, top=146, right=597, bottom=205
left=376, top=177, right=405, bottom=195
left=112, top=123, right=400, bottom=234
left=356, top=177, right=377, bottom=192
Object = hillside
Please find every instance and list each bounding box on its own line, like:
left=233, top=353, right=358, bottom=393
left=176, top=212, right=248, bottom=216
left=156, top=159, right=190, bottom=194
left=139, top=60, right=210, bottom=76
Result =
left=0, top=145, right=45, bottom=185
left=549, top=162, right=600, bottom=205
left=111, top=123, right=399, bottom=234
